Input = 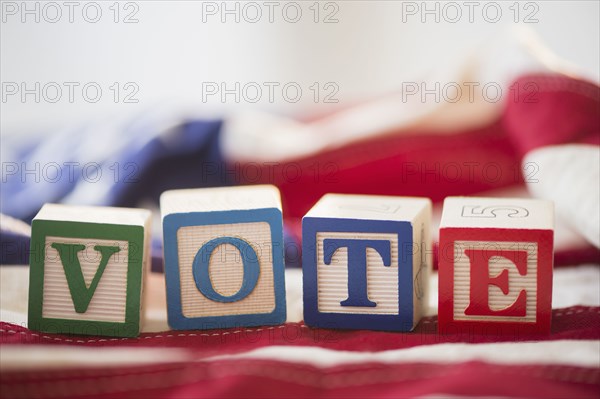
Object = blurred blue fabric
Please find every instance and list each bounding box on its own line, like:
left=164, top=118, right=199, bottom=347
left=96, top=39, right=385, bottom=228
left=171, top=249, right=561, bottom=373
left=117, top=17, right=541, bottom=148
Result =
left=1, top=117, right=301, bottom=269
left=2, top=118, right=225, bottom=221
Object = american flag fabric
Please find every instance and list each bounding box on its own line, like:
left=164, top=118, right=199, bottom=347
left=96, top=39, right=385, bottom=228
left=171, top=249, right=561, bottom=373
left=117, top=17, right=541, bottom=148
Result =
left=1, top=69, right=599, bottom=398
left=1, top=304, right=599, bottom=397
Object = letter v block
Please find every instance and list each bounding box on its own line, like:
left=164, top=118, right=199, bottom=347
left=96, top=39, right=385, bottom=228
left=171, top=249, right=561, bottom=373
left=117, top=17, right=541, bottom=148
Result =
left=303, top=194, right=432, bottom=331
left=28, top=204, right=151, bottom=337
left=161, top=185, right=286, bottom=330
left=438, top=197, right=554, bottom=334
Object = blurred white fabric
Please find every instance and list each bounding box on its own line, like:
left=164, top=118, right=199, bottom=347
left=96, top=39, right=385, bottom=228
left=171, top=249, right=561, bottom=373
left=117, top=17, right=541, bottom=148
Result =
left=3, top=2, right=599, bottom=136
left=221, top=27, right=566, bottom=162
left=524, top=145, right=600, bottom=248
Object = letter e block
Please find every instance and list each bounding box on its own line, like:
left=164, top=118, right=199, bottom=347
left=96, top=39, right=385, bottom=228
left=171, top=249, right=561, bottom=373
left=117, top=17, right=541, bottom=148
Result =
left=303, top=194, right=432, bottom=331
left=438, top=197, right=554, bottom=334
left=28, top=204, right=152, bottom=337
left=161, top=185, right=286, bottom=330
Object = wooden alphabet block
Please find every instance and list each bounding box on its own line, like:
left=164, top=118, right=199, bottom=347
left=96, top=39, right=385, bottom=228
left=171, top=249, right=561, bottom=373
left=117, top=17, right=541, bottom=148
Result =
left=438, top=197, right=554, bottom=334
left=302, top=194, right=432, bottom=331
left=161, top=185, right=286, bottom=330
left=28, top=204, right=151, bottom=337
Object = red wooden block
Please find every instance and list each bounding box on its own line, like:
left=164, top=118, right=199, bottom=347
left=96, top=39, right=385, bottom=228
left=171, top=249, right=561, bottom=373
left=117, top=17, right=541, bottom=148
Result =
left=438, top=197, right=554, bottom=335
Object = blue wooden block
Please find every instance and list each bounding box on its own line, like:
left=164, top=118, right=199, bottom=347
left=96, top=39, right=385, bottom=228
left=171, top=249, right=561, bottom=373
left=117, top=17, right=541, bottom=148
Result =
left=161, top=185, right=286, bottom=330
left=302, top=194, right=432, bottom=331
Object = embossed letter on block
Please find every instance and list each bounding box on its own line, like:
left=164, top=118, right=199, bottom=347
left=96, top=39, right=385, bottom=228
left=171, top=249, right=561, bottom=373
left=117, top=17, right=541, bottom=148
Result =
left=161, top=185, right=286, bottom=330
left=438, top=197, right=554, bottom=334
left=303, top=194, right=432, bottom=331
left=28, top=204, right=152, bottom=337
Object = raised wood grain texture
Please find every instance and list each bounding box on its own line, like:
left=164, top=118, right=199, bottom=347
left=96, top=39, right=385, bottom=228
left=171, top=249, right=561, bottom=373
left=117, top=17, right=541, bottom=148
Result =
left=161, top=185, right=286, bottom=330
left=28, top=204, right=151, bottom=338
left=42, top=236, right=129, bottom=323
left=438, top=196, right=554, bottom=334
left=316, top=232, right=399, bottom=315
left=177, top=222, right=275, bottom=317
left=453, top=240, right=538, bottom=323
left=303, top=194, right=432, bottom=332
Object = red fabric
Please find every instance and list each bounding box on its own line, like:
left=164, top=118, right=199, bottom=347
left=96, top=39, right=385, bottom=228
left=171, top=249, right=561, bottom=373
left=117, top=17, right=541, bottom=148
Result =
left=503, top=74, right=600, bottom=156
left=1, top=360, right=598, bottom=399
left=2, top=307, right=598, bottom=351
left=273, top=73, right=600, bottom=267
left=246, top=74, right=600, bottom=222
left=1, top=306, right=599, bottom=398
left=266, top=120, right=523, bottom=220
left=554, top=246, right=600, bottom=267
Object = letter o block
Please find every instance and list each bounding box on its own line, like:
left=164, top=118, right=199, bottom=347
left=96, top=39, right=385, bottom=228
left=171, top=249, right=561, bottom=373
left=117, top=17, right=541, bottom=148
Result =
left=303, top=194, right=432, bottom=331
left=28, top=204, right=151, bottom=337
left=438, top=197, right=554, bottom=335
left=161, top=185, right=286, bottom=330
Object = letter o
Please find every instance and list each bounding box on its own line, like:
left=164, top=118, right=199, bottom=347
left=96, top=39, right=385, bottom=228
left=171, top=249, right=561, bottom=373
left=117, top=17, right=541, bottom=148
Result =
left=193, top=237, right=260, bottom=302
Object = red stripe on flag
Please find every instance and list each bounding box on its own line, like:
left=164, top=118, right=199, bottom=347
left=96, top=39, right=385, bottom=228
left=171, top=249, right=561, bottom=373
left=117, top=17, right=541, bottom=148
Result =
left=2, top=306, right=598, bottom=355
left=1, top=359, right=598, bottom=399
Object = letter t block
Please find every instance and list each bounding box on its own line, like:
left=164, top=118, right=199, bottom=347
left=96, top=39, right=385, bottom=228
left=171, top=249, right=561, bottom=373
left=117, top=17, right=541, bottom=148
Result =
left=28, top=204, right=152, bottom=337
left=161, top=185, right=286, bottom=330
left=438, top=197, right=554, bottom=334
left=303, top=194, right=432, bottom=331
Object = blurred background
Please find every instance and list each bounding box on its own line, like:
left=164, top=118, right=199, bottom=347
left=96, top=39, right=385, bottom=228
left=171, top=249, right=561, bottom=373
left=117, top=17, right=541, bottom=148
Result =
left=2, top=0, right=599, bottom=265
left=2, top=0, right=599, bottom=136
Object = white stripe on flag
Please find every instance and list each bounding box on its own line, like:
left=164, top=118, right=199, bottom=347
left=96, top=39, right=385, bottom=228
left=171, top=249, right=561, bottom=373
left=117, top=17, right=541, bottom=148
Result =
left=203, top=340, right=600, bottom=368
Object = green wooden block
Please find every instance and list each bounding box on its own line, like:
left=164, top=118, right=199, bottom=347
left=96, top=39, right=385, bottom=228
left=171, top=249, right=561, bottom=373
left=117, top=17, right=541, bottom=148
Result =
left=28, top=204, right=152, bottom=337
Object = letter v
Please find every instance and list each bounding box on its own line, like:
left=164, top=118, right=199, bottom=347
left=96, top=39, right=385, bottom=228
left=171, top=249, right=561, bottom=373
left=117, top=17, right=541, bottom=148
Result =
left=51, top=243, right=120, bottom=313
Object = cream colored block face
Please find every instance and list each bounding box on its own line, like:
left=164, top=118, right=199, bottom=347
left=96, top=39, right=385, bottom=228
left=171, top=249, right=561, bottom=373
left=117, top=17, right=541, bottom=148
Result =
left=161, top=185, right=287, bottom=330
left=28, top=203, right=151, bottom=338
left=453, top=240, right=538, bottom=323
left=316, top=232, right=399, bottom=315
left=177, top=222, right=275, bottom=317
left=42, top=237, right=130, bottom=323
left=302, top=194, right=432, bottom=332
